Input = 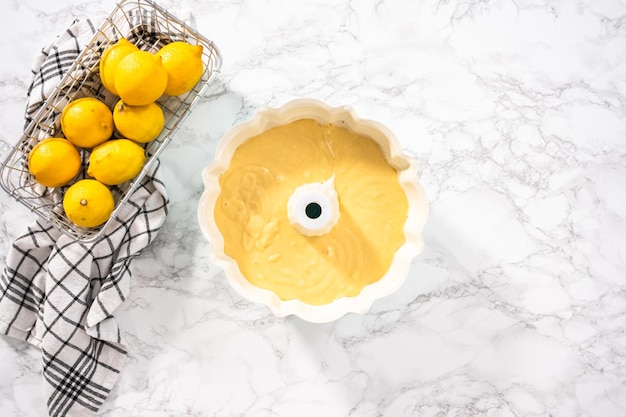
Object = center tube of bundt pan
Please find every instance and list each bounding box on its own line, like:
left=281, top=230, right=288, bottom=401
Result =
left=287, top=175, right=339, bottom=236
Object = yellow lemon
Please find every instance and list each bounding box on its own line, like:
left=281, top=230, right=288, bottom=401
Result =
left=61, top=97, right=113, bottom=148
left=114, top=51, right=167, bottom=105
left=27, top=138, right=81, bottom=187
left=156, top=41, right=204, bottom=96
left=63, top=179, right=115, bottom=228
left=113, top=100, right=164, bottom=143
left=87, top=139, right=146, bottom=185
left=99, top=38, right=139, bottom=96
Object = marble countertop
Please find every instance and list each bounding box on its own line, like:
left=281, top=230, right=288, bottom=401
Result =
left=1, top=0, right=625, bottom=416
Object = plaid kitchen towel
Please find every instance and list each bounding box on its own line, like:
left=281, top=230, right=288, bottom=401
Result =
left=0, top=18, right=169, bottom=417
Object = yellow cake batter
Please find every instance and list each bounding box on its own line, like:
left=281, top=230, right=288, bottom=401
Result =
left=214, top=118, right=409, bottom=305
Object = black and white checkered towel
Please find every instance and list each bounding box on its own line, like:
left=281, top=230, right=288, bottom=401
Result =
left=0, top=19, right=169, bottom=417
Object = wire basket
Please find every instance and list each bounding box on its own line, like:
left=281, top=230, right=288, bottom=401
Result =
left=0, top=0, right=222, bottom=242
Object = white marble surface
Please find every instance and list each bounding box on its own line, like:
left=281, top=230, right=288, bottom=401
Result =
left=1, top=0, right=625, bottom=416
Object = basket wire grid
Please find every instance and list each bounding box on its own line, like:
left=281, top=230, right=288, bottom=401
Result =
left=0, top=0, right=222, bottom=242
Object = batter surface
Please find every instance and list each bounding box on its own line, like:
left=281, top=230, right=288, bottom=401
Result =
left=214, top=118, right=409, bottom=305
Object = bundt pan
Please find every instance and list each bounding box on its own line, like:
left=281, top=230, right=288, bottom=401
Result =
left=198, top=99, right=428, bottom=323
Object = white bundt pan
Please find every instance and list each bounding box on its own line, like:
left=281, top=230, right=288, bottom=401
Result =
left=198, top=99, right=429, bottom=323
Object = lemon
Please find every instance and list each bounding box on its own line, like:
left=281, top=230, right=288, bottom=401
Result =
left=27, top=138, right=81, bottom=187
left=156, top=41, right=204, bottom=96
left=99, top=38, right=139, bottom=96
left=87, top=139, right=146, bottom=185
left=114, top=51, right=168, bottom=106
left=61, top=97, right=113, bottom=148
left=113, top=100, right=164, bottom=143
left=63, top=179, right=115, bottom=228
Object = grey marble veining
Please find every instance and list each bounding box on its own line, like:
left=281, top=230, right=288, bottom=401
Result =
left=0, top=0, right=625, bottom=416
